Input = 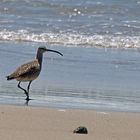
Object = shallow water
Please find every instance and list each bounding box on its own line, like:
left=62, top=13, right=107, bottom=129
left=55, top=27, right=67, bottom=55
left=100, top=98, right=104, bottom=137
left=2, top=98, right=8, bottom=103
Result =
left=0, top=42, right=140, bottom=112
left=0, top=0, right=140, bottom=112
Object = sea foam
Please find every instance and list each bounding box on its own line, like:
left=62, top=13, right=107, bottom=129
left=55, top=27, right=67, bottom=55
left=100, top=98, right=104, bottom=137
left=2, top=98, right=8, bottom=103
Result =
left=0, top=29, right=140, bottom=48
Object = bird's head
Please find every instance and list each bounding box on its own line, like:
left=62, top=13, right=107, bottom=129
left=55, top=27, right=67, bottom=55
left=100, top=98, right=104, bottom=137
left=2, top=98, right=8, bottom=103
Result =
left=38, top=46, right=48, bottom=53
left=38, top=46, right=63, bottom=56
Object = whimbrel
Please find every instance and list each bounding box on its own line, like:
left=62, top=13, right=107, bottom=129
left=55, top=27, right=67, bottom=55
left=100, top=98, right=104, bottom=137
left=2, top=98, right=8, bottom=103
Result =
left=6, top=46, right=63, bottom=101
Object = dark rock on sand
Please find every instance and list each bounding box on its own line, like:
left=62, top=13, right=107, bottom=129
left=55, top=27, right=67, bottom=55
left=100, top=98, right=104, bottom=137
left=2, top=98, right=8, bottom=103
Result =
left=73, top=126, right=88, bottom=134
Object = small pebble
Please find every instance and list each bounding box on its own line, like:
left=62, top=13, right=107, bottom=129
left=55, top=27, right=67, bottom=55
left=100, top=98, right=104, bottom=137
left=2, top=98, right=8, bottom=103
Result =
left=73, top=126, right=88, bottom=134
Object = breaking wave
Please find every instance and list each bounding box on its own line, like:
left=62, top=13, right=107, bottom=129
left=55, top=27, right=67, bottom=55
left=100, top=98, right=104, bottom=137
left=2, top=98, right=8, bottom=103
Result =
left=0, top=30, right=140, bottom=48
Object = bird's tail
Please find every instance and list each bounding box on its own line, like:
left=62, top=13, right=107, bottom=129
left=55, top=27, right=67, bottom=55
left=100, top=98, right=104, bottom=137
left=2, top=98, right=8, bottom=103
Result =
left=6, top=75, right=15, bottom=80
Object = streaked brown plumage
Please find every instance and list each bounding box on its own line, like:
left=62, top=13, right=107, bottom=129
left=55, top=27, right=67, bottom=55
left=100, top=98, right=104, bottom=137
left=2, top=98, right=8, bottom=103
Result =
left=7, top=59, right=40, bottom=81
left=6, top=46, right=63, bottom=101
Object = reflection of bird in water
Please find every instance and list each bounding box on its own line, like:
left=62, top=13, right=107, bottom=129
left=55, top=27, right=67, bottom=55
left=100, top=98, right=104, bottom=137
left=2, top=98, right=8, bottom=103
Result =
left=6, top=46, right=63, bottom=101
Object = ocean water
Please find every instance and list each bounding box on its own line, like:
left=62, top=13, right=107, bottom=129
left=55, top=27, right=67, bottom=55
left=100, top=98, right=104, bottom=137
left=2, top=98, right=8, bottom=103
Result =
left=0, top=0, right=140, bottom=112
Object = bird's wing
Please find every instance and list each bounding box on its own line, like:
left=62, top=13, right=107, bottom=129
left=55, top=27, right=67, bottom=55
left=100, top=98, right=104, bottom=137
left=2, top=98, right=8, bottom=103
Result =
left=8, top=60, right=40, bottom=79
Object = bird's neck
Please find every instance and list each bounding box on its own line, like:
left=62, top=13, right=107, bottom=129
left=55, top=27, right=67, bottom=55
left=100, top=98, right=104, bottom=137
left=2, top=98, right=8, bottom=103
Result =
left=36, top=51, right=43, bottom=66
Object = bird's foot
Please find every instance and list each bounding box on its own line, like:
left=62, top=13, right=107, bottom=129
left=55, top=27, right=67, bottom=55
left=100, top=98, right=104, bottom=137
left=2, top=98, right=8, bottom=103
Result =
left=24, top=97, right=32, bottom=106
left=25, top=98, right=32, bottom=101
left=25, top=97, right=32, bottom=101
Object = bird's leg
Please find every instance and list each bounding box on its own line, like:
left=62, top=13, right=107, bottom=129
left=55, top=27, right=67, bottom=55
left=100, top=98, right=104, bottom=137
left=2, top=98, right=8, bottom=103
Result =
left=17, top=81, right=29, bottom=101
left=27, top=81, right=32, bottom=93
left=26, top=81, right=32, bottom=100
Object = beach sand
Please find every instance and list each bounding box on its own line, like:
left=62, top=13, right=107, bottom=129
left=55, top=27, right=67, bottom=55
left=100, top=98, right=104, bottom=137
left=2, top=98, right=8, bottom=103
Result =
left=0, top=105, right=140, bottom=140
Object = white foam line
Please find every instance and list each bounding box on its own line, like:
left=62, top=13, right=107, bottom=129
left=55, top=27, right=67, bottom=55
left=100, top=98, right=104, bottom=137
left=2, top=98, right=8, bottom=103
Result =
left=96, top=112, right=109, bottom=115
left=0, top=29, right=140, bottom=48
left=57, top=109, right=66, bottom=112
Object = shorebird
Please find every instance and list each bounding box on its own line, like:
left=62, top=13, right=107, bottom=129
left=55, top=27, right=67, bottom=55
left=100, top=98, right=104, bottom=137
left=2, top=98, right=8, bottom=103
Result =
left=6, top=46, right=63, bottom=101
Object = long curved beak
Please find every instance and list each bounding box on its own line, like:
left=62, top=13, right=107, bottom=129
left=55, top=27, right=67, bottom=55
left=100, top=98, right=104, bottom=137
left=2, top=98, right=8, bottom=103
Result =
left=46, top=49, right=63, bottom=56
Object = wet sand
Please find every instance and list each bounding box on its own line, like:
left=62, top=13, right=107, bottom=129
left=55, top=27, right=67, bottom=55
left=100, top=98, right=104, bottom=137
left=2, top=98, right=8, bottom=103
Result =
left=0, top=105, right=140, bottom=140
